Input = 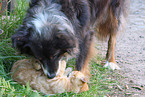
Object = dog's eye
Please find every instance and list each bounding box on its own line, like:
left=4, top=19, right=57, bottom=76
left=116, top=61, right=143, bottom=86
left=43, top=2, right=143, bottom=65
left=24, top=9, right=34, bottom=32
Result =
left=50, top=54, right=57, bottom=59
left=49, top=54, right=57, bottom=59
left=49, top=50, right=61, bottom=59
left=50, top=56, right=53, bottom=60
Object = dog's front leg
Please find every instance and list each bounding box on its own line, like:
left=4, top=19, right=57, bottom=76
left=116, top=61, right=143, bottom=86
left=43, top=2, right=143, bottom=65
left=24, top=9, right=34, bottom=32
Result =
left=76, top=31, right=94, bottom=79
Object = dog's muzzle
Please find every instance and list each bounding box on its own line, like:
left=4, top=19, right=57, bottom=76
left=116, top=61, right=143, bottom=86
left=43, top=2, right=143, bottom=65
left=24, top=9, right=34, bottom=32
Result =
left=40, top=59, right=58, bottom=79
left=41, top=64, right=56, bottom=79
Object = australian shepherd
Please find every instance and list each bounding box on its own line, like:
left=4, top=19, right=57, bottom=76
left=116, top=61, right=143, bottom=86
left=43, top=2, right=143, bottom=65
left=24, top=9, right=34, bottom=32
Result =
left=12, top=0, right=129, bottom=79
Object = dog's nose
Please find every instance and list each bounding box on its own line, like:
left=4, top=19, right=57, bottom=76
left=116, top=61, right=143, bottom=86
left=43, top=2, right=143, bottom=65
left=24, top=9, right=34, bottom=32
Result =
left=47, top=73, right=56, bottom=79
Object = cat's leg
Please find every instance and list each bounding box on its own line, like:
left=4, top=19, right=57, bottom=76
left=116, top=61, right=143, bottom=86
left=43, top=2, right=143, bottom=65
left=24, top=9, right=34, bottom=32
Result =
left=64, top=67, right=72, bottom=76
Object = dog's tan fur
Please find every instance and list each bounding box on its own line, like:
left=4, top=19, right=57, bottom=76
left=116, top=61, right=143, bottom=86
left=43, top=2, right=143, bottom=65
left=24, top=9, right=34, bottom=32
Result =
left=11, top=59, right=89, bottom=94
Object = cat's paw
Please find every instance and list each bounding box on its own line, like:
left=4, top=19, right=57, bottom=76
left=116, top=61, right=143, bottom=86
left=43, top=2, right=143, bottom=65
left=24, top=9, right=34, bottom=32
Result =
left=103, top=61, right=121, bottom=70
left=64, top=67, right=72, bottom=76
left=33, top=63, right=41, bottom=70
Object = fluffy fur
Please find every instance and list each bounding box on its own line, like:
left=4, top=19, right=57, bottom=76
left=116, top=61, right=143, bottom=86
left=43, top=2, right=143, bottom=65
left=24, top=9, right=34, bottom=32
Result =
left=12, top=0, right=129, bottom=78
left=11, top=59, right=89, bottom=94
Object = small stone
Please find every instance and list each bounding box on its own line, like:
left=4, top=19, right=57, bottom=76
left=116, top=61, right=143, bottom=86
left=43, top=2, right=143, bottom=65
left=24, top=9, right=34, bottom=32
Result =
left=139, top=36, right=144, bottom=38
left=129, top=80, right=134, bottom=83
left=117, top=56, right=121, bottom=58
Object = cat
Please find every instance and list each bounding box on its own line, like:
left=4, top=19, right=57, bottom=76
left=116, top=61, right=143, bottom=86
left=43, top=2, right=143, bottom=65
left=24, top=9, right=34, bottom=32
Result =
left=11, top=58, right=89, bottom=94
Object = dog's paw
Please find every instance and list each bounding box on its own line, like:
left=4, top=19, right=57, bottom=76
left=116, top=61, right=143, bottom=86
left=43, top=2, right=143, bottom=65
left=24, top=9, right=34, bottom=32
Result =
left=103, top=61, right=121, bottom=70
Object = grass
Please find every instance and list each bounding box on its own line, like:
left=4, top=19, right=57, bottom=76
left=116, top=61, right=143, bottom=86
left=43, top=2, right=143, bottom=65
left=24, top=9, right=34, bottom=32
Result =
left=0, top=0, right=121, bottom=97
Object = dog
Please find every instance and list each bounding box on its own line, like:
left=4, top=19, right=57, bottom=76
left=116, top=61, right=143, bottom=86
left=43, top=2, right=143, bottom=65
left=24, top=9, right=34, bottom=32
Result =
left=12, top=0, right=129, bottom=79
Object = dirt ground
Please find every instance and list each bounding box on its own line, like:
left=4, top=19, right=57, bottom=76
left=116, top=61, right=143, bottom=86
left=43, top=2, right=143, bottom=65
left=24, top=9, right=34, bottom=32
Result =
left=96, top=0, right=145, bottom=96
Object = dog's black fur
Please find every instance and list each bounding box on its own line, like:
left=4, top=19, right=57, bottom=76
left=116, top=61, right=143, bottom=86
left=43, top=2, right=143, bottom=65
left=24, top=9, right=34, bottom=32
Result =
left=12, top=0, right=128, bottom=78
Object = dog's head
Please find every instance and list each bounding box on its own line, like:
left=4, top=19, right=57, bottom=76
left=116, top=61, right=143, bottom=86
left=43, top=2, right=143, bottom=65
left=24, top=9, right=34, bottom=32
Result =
left=12, top=23, right=77, bottom=79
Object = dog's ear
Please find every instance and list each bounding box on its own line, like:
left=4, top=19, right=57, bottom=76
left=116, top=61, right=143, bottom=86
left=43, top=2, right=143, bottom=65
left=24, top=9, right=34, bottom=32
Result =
left=11, top=27, right=32, bottom=49
left=55, top=33, right=76, bottom=49
left=12, top=34, right=28, bottom=48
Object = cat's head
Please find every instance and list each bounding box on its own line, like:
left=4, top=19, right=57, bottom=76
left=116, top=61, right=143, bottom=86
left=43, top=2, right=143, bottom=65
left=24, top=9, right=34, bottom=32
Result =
left=69, top=71, right=89, bottom=93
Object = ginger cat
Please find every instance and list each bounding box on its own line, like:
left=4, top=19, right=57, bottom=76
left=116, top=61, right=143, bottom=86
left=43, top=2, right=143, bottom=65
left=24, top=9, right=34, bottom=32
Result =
left=11, top=59, right=89, bottom=94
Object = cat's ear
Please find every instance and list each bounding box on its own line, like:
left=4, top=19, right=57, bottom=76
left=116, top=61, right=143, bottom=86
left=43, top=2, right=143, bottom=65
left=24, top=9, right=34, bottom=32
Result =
left=81, top=78, right=87, bottom=83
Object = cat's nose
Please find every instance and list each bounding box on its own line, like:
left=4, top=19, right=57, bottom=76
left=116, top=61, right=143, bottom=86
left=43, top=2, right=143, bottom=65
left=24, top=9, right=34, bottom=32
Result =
left=47, top=73, right=56, bottom=79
